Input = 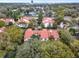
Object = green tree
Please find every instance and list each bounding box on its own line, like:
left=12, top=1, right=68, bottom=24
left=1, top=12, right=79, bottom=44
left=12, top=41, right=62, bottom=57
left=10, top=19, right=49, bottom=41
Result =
left=38, top=11, right=43, bottom=25
left=59, top=29, right=79, bottom=57
left=70, top=40, right=79, bottom=57
left=54, top=6, right=64, bottom=24
left=41, top=40, right=75, bottom=58
left=53, top=23, right=57, bottom=29
left=0, top=21, right=5, bottom=28
left=59, top=30, right=75, bottom=45
left=0, top=32, right=15, bottom=58
left=16, top=39, right=41, bottom=58
left=6, top=9, right=20, bottom=21
left=5, top=26, right=24, bottom=44
left=0, top=50, right=6, bottom=58
left=69, top=28, right=76, bottom=35
left=16, top=39, right=75, bottom=58
left=28, top=19, right=37, bottom=28
left=4, top=26, right=24, bottom=58
left=12, top=10, right=20, bottom=21
left=0, top=32, right=11, bottom=50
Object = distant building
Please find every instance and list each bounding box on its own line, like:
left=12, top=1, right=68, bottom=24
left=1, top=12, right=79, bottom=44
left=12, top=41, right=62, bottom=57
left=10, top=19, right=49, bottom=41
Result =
left=25, top=11, right=38, bottom=17
left=0, top=18, right=15, bottom=25
left=59, top=21, right=70, bottom=29
left=17, top=16, right=38, bottom=28
left=18, top=16, right=31, bottom=23
left=17, top=16, right=32, bottom=28
left=18, top=16, right=38, bottom=23
left=64, top=16, right=72, bottom=21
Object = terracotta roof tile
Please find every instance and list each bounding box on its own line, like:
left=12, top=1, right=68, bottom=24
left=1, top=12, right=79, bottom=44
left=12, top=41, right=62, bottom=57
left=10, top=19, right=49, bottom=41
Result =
left=48, top=30, right=59, bottom=39
left=24, top=29, right=59, bottom=41
left=38, top=29, right=49, bottom=39
left=24, top=29, right=33, bottom=40
left=0, top=18, right=15, bottom=23
left=42, top=17, right=55, bottom=24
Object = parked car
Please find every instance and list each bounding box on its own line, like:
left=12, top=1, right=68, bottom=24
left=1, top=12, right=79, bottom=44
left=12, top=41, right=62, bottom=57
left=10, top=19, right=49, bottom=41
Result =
left=16, top=22, right=28, bottom=28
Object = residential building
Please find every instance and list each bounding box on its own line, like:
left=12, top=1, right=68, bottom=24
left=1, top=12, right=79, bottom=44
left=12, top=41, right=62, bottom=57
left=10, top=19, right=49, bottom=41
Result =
left=24, top=28, right=59, bottom=41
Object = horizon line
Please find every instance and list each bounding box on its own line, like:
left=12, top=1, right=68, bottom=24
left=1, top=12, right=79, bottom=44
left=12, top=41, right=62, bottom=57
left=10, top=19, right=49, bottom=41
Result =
left=0, top=2, right=79, bottom=4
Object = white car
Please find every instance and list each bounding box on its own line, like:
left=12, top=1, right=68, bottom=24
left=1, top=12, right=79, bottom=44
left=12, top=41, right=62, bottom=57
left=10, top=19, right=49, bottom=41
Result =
left=16, top=23, right=28, bottom=28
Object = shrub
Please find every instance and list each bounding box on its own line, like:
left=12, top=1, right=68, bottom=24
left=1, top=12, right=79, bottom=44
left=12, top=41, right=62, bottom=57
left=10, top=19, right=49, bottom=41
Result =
left=0, top=21, right=5, bottom=27
left=8, top=22, right=13, bottom=26
left=47, top=23, right=57, bottom=29
left=69, top=28, right=76, bottom=35
left=40, top=23, right=45, bottom=29
left=47, top=24, right=53, bottom=29
left=53, top=23, right=57, bottom=29
left=40, top=40, right=75, bottom=58
left=31, top=34, right=40, bottom=40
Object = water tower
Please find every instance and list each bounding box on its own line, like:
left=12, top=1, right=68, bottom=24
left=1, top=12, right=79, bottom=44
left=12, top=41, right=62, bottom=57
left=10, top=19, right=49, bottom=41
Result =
left=31, top=0, right=33, bottom=4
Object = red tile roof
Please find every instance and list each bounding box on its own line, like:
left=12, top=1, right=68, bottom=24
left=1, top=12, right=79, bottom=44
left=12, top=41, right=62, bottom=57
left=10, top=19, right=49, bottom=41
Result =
left=18, top=16, right=32, bottom=23
left=5, top=18, right=15, bottom=23
left=48, top=30, right=59, bottom=40
left=33, top=30, right=39, bottom=34
left=24, top=29, right=59, bottom=41
left=21, top=16, right=32, bottom=20
left=0, top=18, right=15, bottom=23
left=42, top=17, right=55, bottom=24
left=24, top=28, right=33, bottom=40
left=39, top=29, right=49, bottom=39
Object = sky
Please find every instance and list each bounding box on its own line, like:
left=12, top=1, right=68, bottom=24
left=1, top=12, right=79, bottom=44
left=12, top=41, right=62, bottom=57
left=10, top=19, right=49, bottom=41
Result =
left=0, top=0, right=79, bottom=3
